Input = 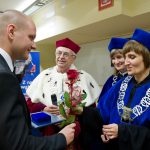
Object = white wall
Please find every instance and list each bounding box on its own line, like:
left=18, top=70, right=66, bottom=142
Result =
left=75, top=39, right=113, bottom=85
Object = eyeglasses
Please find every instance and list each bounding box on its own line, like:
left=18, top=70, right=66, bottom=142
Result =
left=55, top=51, right=75, bottom=58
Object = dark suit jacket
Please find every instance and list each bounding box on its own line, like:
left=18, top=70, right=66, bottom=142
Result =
left=0, top=54, right=66, bottom=150
left=78, top=107, right=104, bottom=150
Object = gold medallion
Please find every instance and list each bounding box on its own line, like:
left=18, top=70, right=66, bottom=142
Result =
left=121, top=106, right=132, bottom=123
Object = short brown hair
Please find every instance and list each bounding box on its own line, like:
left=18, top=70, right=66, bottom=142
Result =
left=123, top=40, right=150, bottom=68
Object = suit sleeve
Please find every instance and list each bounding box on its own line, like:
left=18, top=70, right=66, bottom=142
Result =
left=118, top=124, right=150, bottom=150
left=0, top=71, right=67, bottom=150
left=78, top=107, right=103, bottom=150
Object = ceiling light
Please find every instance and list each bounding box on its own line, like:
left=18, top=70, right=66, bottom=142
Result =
left=16, top=0, right=37, bottom=11
left=23, top=0, right=54, bottom=15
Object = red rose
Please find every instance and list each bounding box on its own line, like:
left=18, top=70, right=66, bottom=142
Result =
left=67, top=69, right=79, bottom=80
left=72, top=100, right=78, bottom=107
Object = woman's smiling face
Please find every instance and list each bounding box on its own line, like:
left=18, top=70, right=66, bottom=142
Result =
left=125, top=51, right=145, bottom=76
left=111, top=52, right=125, bottom=72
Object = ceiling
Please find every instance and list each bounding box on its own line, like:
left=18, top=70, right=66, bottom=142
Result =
left=37, top=12, right=150, bottom=46
left=1, top=0, right=150, bottom=46
left=0, top=0, right=21, bottom=11
left=0, top=0, right=37, bottom=12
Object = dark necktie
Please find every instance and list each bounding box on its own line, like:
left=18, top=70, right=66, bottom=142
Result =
left=13, top=66, right=16, bottom=74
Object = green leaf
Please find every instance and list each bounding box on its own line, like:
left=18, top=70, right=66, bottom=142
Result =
left=66, top=115, right=75, bottom=124
left=59, top=120, right=68, bottom=128
left=82, top=93, right=87, bottom=100
left=59, top=103, right=67, bottom=118
left=64, top=92, right=72, bottom=108
left=59, top=115, right=75, bottom=128
left=79, top=102, right=86, bottom=107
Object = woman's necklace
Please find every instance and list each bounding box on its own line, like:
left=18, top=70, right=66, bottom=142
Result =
left=117, top=76, right=150, bottom=123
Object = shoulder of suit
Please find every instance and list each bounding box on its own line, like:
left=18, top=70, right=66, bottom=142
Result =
left=0, top=67, right=16, bottom=79
left=0, top=61, right=11, bottom=74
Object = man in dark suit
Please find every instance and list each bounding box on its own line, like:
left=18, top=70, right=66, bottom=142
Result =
left=0, top=10, right=75, bottom=150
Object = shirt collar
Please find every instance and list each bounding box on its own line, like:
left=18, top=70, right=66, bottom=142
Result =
left=0, top=48, right=14, bottom=72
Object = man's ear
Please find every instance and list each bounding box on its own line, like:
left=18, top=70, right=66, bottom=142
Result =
left=7, top=24, right=16, bottom=39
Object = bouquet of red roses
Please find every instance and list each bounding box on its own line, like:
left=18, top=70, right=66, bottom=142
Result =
left=58, top=69, right=87, bottom=128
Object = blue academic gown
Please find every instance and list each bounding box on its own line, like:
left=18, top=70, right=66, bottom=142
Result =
left=99, top=73, right=127, bottom=99
left=97, top=75, right=150, bottom=150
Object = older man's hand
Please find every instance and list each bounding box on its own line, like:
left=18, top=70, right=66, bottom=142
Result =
left=43, top=105, right=60, bottom=115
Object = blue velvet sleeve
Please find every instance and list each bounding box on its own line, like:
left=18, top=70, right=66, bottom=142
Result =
left=99, top=75, right=114, bottom=98
left=97, top=80, right=122, bottom=124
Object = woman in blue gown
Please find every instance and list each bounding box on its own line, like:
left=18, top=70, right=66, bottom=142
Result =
left=97, top=28, right=150, bottom=150
left=99, top=37, right=128, bottom=98
left=79, top=28, right=150, bottom=150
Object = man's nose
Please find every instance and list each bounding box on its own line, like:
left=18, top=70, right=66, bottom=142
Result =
left=31, top=42, right=36, bottom=50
